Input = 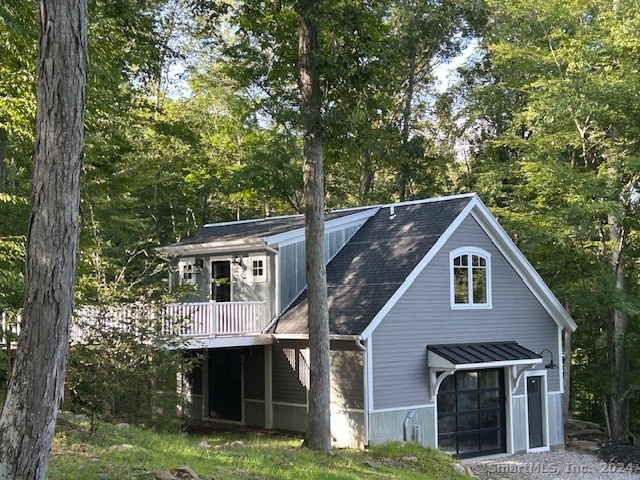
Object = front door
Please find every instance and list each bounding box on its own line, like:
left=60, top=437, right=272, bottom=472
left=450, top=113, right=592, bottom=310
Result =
left=527, top=376, right=544, bottom=448
left=211, top=261, right=231, bottom=302
left=437, top=369, right=506, bottom=459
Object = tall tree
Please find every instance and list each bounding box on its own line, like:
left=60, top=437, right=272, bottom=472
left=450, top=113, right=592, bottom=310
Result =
left=0, top=0, right=87, bottom=478
left=447, top=0, right=640, bottom=441
left=298, top=0, right=331, bottom=451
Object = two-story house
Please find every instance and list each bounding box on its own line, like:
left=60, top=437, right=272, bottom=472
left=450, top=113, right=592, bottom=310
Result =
left=160, top=193, right=576, bottom=459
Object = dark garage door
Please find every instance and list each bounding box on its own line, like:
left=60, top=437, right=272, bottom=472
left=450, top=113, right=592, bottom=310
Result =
left=437, top=368, right=506, bottom=459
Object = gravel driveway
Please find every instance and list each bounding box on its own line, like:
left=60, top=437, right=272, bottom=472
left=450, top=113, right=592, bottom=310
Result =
left=463, top=449, right=640, bottom=480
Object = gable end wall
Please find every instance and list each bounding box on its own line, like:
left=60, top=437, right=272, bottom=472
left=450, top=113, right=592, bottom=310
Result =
left=371, top=215, right=560, bottom=410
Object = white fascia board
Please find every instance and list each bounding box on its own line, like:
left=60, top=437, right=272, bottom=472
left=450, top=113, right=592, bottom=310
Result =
left=469, top=203, right=577, bottom=333
left=360, top=197, right=479, bottom=340
left=159, top=240, right=266, bottom=257
left=271, top=333, right=360, bottom=341
left=265, top=207, right=379, bottom=248
left=177, top=335, right=274, bottom=349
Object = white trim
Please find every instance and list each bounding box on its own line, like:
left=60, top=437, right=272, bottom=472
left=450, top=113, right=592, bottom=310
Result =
left=429, top=370, right=455, bottom=401
left=449, top=247, right=492, bottom=309
left=507, top=368, right=515, bottom=454
left=181, top=335, right=273, bottom=349
left=523, top=370, right=551, bottom=453
left=558, top=327, right=564, bottom=394
left=511, top=364, right=538, bottom=394
left=266, top=208, right=379, bottom=248
left=469, top=205, right=576, bottom=332
left=272, top=401, right=308, bottom=408
left=369, top=403, right=435, bottom=414
left=360, top=197, right=478, bottom=339
left=366, top=338, right=374, bottom=412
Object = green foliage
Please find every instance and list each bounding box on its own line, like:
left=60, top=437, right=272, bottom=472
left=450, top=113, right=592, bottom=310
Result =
left=66, top=299, right=198, bottom=432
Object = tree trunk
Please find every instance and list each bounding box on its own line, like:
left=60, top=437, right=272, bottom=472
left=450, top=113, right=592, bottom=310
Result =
left=606, top=214, right=629, bottom=443
left=397, top=42, right=416, bottom=202
left=298, top=0, right=331, bottom=452
left=0, top=0, right=87, bottom=478
left=562, top=329, right=572, bottom=420
left=0, top=126, right=7, bottom=192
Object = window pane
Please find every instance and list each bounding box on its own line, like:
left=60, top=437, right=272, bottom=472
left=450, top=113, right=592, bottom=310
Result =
left=458, top=433, right=479, bottom=454
left=458, top=413, right=479, bottom=432
left=480, top=411, right=500, bottom=429
left=456, top=371, right=478, bottom=391
left=438, top=393, right=457, bottom=413
left=479, top=257, right=486, bottom=267
left=480, top=431, right=501, bottom=450
left=454, top=267, right=469, bottom=304
left=440, top=374, right=455, bottom=392
left=460, top=254, right=469, bottom=266
left=453, top=256, right=462, bottom=266
left=457, top=393, right=478, bottom=412
left=472, top=268, right=487, bottom=304
left=480, top=391, right=500, bottom=409
left=439, top=435, right=456, bottom=454
left=472, top=255, right=481, bottom=267
left=479, top=370, right=499, bottom=389
left=438, top=415, right=456, bottom=434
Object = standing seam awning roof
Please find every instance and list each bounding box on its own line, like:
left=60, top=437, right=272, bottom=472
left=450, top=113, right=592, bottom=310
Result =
left=427, top=342, right=541, bottom=368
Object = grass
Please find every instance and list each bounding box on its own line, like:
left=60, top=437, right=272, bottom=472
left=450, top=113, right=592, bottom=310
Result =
left=48, top=415, right=468, bottom=479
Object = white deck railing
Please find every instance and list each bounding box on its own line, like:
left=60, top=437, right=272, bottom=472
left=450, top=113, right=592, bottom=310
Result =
left=0, top=301, right=269, bottom=345
left=163, top=301, right=268, bottom=336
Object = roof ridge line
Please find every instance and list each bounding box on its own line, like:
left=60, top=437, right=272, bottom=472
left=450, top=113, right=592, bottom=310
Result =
left=381, top=192, right=476, bottom=209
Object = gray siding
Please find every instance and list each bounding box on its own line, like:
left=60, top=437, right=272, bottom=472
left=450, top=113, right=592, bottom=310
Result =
left=371, top=215, right=561, bottom=410
left=548, top=392, right=564, bottom=446
left=369, top=406, right=436, bottom=447
left=273, top=404, right=307, bottom=431
left=331, top=350, right=364, bottom=410
left=272, top=346, right=308, bottom=404
left=512, top=396, right=528, bottom=452
left=244, top=346, right=265, bottom=400
left=278, top=226, right=360, bottom=313
left=244, top=399, right=266, bottom=427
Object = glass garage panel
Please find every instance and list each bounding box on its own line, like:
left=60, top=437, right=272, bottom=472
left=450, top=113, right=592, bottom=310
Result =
left=437, top=368, right=506, bottom=459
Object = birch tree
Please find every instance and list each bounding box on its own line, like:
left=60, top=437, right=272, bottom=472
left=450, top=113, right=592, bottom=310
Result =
left=0, top=0, right=87, bottom=477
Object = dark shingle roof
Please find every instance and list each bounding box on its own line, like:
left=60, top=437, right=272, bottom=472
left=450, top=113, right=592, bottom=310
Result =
left=167, top=210, right=358, bottom=248
left=274, top=195, right=473, bottom=335
left=428, top=342, right=540, bottom=364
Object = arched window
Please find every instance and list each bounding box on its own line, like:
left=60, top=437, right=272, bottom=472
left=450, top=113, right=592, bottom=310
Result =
left=450, top=247, right=491, bottom=308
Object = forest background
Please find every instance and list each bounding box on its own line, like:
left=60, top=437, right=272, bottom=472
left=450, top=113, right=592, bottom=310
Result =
left=1, top=0, right=639, bottom=442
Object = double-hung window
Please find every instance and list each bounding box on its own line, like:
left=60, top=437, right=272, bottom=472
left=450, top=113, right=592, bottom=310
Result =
left=450, top=247, right=491, bottom=308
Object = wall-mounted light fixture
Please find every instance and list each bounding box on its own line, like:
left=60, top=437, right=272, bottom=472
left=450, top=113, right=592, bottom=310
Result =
left=539, top=349, right=558, bottom=369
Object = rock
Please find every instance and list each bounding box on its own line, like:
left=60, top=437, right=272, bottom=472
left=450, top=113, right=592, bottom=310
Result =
left=154, top=469, right=177, bottom=480
left=107, top=444, right=149, bottom=453
left=116, top=422, right=130, bottom=429
left=452, top=463, right=466, bottom=475
left=402, top=455, right=419, bottom=462
left=364, top=459, right=378, bottom=469
left=571, top=439, right=600, bottom=451
left=74, top=414, right=88, bottom=420
left=565, top=418, right=602, bottom=434
left=172, top=466, right=200, bottom=479
left=229, top=440, right=245, bottom=448
left=464, top=464, right=477, bottom=478
left=198, top=440, right=209, bottom=449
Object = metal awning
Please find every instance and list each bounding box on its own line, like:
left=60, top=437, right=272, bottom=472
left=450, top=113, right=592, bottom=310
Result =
left=427, top=342, right=544, bottom=398
left=427, top=341, right=542, bottom=370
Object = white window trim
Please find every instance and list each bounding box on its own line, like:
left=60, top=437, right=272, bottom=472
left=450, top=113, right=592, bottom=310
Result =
left=449, top=247, right=492, bottom=309
left=178, top=257, right=197, bottom=285
left=249, top=255, right=267, bottom=283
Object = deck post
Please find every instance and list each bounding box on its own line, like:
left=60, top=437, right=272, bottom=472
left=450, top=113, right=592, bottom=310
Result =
left=209, top=301, right=216, bottom=335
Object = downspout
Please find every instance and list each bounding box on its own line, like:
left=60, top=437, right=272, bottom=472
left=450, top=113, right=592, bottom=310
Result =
left=356, top=338, right=369, bottom=447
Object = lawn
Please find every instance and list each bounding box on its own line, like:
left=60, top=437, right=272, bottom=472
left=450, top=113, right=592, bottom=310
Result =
left=48, top=414, right=469, bottom=479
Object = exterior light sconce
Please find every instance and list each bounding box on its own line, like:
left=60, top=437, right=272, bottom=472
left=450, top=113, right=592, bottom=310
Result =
left=539, top=349, right=558, bottom=369
left=232, top=256, right=246, bottom=270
